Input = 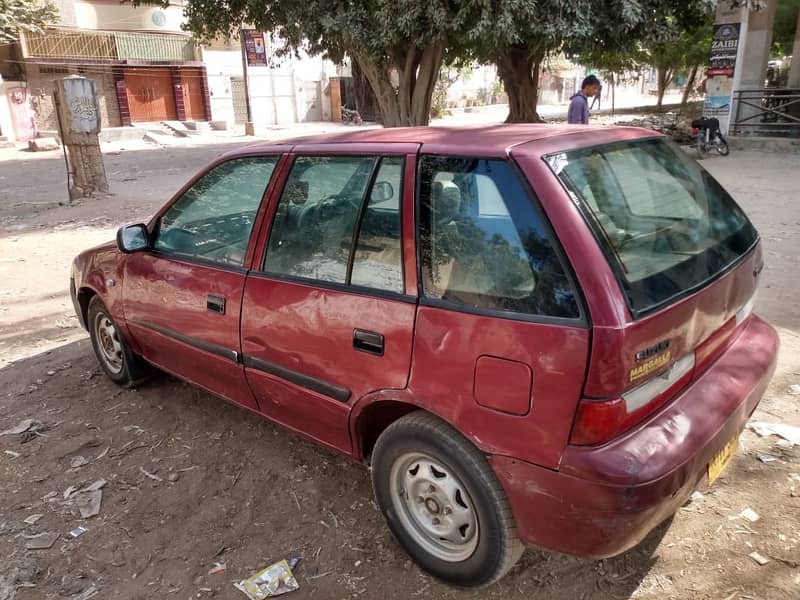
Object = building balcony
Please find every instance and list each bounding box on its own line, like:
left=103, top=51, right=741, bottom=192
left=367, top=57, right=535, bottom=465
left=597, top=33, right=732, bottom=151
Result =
left=20, top=28, right=200, bottom=64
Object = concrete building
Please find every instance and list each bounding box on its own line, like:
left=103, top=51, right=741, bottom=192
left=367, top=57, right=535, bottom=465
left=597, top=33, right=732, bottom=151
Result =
left=0, top=1, right=337, bottom=142
left=0, top=0, right=211, bottom=141
left=201, top=34, right=337, bottom=130
left=707, top=0, right=800, bottom=137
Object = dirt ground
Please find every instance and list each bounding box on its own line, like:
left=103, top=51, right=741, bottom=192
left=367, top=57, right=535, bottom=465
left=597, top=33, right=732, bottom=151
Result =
left=1, top=130, right=799, bottom=600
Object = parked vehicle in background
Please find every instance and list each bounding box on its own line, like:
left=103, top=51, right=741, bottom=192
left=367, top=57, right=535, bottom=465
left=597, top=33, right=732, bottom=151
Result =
left=71, top=125, right=777, bottom=587
left=693, top=116, right=730, bottom=158
left=341, top=106, right=363, bottom=125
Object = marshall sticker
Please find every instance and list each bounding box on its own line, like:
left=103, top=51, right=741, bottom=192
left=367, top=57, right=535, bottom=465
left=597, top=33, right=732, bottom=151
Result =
left=630, top=351, right=672, bottom=382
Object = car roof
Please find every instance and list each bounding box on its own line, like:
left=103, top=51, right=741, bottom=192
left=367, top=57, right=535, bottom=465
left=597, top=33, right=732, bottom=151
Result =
left=227, top=124, right=660, bottom=159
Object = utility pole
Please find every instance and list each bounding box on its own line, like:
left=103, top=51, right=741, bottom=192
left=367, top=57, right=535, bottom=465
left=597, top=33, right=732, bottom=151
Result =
left=239, top=27, right=254, bottom=135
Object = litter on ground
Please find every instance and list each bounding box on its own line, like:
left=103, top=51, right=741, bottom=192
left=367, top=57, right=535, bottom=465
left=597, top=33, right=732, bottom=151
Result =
left=740, top=508, right=761, bottom=523
left=748, top=421, right=800, bottom=446
left=25, top=531, right=59, bottom=550
left=235, top=559, right=299, bottom=599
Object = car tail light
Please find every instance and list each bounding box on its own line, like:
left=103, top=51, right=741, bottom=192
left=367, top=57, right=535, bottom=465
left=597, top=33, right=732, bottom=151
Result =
left=570, top=353, right=696, bottom=445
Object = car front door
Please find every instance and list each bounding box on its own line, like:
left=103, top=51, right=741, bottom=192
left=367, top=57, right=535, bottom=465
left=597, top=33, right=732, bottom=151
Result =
left=123, top=154, right=282, bottom=411
left=240, top=147, right=419, bottom=454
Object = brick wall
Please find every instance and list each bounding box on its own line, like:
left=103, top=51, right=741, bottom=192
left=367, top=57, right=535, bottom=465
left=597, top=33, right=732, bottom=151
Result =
left=24, top=65, right=123, bottom=132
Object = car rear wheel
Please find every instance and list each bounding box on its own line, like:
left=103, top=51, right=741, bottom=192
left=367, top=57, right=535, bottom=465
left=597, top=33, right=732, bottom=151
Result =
left=371, top=411, right=523, bottom=587
left=88, top=296, right=150, bottom=386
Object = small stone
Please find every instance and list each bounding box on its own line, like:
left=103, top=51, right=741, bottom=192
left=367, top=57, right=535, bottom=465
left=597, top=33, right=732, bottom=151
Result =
left=193, top=576, right=203, bottom=586
left=167, top=472, right=180, bottom=483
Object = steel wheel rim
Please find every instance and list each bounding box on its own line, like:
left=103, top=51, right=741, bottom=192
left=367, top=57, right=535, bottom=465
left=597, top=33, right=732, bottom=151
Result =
left=389, top=451, right=479, bottom=562
left=94, top=311, right=123, bottom=374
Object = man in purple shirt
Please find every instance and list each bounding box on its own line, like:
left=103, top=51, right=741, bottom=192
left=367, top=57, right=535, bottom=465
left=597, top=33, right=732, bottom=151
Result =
left=568, top=75, right=601, bottom=124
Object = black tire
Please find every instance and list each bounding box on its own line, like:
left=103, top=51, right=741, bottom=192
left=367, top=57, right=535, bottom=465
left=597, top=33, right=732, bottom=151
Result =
left=695, top=133, right=706, bottom=159
left=371, top=411, right=523, bottom=587
left=87, top=296, right=150, bottom=386
left=715, top=135, right=730, bottom=156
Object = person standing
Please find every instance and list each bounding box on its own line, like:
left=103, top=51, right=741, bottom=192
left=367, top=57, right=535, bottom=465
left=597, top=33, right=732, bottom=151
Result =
left=568, top=75, right=601, bottom=124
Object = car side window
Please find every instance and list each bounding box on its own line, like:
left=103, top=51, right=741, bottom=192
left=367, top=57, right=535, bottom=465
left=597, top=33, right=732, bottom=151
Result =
left=154, top=157, right=278, bottom=267
left=264, top=155, right=404, bottom=293
left=418, top=156, right=579, bottom=319
left=350, top=157, right=404, bottom=293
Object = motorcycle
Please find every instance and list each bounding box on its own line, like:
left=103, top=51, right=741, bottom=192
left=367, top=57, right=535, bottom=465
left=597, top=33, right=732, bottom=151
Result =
left=691, top=117, right=729, bottom=159
left=341, top=106, right=363, bottom=126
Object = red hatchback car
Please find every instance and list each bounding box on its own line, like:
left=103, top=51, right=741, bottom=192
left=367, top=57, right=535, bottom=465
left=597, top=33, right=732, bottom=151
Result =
left=71, top=125, right=778, bottom=586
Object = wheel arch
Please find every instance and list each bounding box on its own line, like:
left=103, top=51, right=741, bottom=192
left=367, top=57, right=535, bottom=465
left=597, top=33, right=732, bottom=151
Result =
left=76, top=285, right=98, bottom=329
left=350, top=393, right=486, bottom=463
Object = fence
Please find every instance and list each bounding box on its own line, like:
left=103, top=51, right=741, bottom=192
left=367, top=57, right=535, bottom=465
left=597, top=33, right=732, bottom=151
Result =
left=731, top=88, right=800, bottom=137
left=20, top=29, right=199, bottom=63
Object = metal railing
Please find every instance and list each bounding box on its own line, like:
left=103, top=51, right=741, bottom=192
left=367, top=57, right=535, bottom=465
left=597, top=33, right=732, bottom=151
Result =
left=20, top=29, right=199, bottom=63
left=731, top=88, right=800, bottom=137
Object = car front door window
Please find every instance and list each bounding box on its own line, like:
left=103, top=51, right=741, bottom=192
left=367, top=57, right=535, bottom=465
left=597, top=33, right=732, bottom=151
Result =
left=154, top=156, right=278, bottom=267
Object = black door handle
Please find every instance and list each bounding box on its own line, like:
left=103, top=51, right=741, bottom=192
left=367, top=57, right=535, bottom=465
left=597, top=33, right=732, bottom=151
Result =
left=207, top=294, right=226, bottom=314
left=353, top=329, right=384, bottom=356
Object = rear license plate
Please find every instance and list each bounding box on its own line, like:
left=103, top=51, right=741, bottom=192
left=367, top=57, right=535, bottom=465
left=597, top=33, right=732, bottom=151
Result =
left=708, top=433, right=739, bottom=485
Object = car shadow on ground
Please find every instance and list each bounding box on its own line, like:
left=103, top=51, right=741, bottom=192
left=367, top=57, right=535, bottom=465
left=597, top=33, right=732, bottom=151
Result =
left=0, top=339, right=676, bottom=599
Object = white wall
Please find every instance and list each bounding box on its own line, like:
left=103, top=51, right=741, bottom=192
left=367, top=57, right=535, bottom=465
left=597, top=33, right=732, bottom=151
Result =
left=72, top=2, right=186, bottom=33
left=201, top=43, right=335, bottom=126
left=0, top=79, right=20, bottom=142
left=202, top=48, right=243, bottom=125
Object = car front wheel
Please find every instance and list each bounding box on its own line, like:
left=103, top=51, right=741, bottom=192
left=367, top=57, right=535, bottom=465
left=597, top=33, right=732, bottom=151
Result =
left=371, top=411, right=523, bottom=587
left=87, top=296, right=150, bottom=386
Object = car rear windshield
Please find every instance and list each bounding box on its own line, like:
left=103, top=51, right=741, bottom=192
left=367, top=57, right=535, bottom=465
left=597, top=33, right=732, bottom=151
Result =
left=546, top=137, right=758, bottom=317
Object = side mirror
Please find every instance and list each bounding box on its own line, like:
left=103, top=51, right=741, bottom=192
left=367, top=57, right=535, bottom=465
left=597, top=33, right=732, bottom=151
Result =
left=372, top=180, right=394, bottom=203
left=116, top=224, right=150, bottom=254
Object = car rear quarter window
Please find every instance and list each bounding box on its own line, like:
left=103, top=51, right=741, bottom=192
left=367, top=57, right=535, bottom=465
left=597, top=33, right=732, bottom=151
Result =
left=546, top=138, right=758, bottom=316
left=153, top=156, right=278, bottom=267
left=417, top=156, right=579, bottom=319
left=264, top=155, right=404, bottom=294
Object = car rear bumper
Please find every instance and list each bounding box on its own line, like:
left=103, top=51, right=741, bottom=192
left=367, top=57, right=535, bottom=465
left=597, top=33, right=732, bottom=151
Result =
left=489, top=314, right=779, bottom=559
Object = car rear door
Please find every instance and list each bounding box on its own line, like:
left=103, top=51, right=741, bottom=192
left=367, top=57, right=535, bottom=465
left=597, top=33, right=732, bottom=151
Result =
left=408, top=155, right=591, bottom=469
left=123, top=154, right=284, bottom=411
left=240, top=144, right=419, bottom=454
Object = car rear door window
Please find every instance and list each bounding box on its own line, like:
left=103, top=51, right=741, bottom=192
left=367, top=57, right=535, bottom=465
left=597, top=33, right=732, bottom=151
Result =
left=417, top=156, right=579, bottom=319
left=264, top=155, right=404, bottom=293
left=154, top=156, right=278, bottom=267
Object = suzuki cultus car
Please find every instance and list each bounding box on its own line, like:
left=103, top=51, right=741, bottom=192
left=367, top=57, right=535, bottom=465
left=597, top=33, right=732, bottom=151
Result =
left=71, top=125, right=778, bottom=586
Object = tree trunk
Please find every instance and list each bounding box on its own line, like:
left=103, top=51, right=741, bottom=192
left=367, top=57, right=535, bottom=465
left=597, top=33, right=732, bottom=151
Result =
left=351, top=60, right=381, bottom=122
left=611, top=72, right=616, bottom=116
left=494, top=46, right=545, bottom=123
left=656, top=67, right=673, bottom=110
left=681, top=64, right=699, bottom=109
left=351, top=45, right=443, bottom=127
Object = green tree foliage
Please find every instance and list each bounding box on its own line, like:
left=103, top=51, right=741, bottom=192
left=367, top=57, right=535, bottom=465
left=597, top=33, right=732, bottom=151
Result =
left=175, top=0, right=476, bottom=127
left=774, top=0, right=800, bottom=55
left=463, top=0, right=715, bottom=122
left=575, top=2, right=714, bottom=111
left=0, top=0, right=58, bottom=44
left=644, top=19, right=713, bottom=109
left=163, top=0, right=719, bottom=125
